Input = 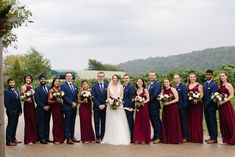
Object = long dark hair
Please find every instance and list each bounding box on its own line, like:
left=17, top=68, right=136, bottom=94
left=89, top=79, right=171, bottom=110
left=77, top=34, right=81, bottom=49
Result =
left=24, top=74, right=33, bottom=84
left=135, top=78, right=146, bottom=89
left=80, top=79, right=89, bottom=90
left=163, top=77, right=172, bottom=90
left=51, top=77, right=60, bottom=89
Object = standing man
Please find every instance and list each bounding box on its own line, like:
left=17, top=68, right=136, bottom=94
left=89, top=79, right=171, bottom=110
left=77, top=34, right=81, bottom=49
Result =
left=61, top=72, right=79, bottom=144
left=173, top=74, right=189, bottom=143
left=123, top=74, right=136, bottom=141
left=148, top=71, right=162, bottom=144
left=91, top=72, right=108, bottom=143
left=35, top=74, right=51, bottom=144
left=4, top=79, right=22, bottom=146
left=203, top=69, right=218, bottom=144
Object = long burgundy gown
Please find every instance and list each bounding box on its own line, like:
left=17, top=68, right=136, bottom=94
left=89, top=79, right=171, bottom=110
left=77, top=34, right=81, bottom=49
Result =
left=132, top=89, right=151, bottom=144
left=218, top=85, right=235, bottom=144
left=49, top=88, right=64, bottom=143
left=187, top=84, right=203, bottom=143
left=24, top=85, right=38, bottom=144
left=162, top=88, right=183, bottom=144
left=79, top=98, right=95, bottom=142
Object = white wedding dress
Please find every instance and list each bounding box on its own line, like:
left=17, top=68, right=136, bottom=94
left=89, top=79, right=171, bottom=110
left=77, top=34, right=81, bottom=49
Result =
left=101, top=83, right=130, bottom=145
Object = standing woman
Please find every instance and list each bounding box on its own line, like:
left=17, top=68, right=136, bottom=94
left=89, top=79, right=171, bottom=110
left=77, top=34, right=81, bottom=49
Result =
left=132, top=78, right=151, bottom=144
left=48, top=77, right=65, bottom=144
left=21, top=74, right=38, bottom=144
left=186, top=73, right=204, bottom=143
left=162, top=78, right=183, bottom=144
left=218, top=72, right=235, bottom=145
left=78, top=80, right=95, bottom=144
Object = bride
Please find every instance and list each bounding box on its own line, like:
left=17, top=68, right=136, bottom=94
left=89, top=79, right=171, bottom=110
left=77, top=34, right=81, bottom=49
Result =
left=101, top=74, right=130, bottom=145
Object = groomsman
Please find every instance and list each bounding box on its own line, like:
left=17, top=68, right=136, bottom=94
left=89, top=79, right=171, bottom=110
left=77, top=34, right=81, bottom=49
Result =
left=91, top=72, right=108, bottom=143
left=148, top=71, right=162, bottom=144
left=4, top=79, right=22, bottom=146
left=61, top=72, right=79, bottom=144
left=123, top=74, right=136, bottom=141
left=173, top=74, right=189, bottom=143
left=35, top=74, right=51, bottom=144
left=203, top=70, right=218, bottom=144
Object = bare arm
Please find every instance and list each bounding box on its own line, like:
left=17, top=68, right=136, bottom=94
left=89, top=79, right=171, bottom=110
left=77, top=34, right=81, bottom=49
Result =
left=198, top=84, right=204, bottom=99
left=107, top=86, right=110, bottom=100
left=120, top=85, right=124, bottom=101
left=144, top=89, right=150, bottom=104
left=170, top=88, right=179, bottom=105
left=48, top=90, right=56, bottom=105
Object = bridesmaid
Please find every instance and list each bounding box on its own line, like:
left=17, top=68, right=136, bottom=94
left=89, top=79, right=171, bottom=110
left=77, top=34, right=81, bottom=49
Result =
left=21, top=74, right=38, bottom=144
left=78, top=80, right=95, bottom=144
left=186, top=73, right=204, bottom=143
left=162, top=78, right=183, bottom=144
left=132, top=78, right=151, bottom=144
left=218, top=72, right=235, bottom=145
left=48, top=78, right=65, bottom=144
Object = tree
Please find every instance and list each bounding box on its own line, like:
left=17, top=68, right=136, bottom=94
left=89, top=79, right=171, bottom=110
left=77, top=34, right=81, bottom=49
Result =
left=87, top=59, right=123, bottom=71
left=1, top=1, right=32, bottom=156
left=3, top=48, right=52, bottom=88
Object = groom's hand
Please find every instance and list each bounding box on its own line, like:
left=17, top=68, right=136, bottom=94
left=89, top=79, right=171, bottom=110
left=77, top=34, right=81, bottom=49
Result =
left=72, top=102, right=77, bottom=108
left=99, top=104, right=106, bottom=110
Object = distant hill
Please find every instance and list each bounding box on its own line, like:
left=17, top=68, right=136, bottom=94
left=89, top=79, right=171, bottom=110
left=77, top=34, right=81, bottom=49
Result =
left=118, top=46, right=235, bottom=75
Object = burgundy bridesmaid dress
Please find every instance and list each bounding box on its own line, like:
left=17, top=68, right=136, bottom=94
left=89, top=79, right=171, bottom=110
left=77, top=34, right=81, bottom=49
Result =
left=187, top=84, right=203, bottom=143
left=132, top=89, right=151, bottom=144
left=162, top=88, right=183, bottom=144
left=49, top=89, right=65, bottom=143
left=79, top=99, right=95, bottom=142
left=24, top=85, right=38, bottom=144
left=218, top=85, right=235, bottom=144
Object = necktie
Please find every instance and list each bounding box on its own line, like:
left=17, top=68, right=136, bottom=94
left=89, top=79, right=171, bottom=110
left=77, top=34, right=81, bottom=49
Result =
left=100, top=83, right=103, bottom=91
left=43, top=86, right=48, bottom=93
left=69, top=83, right=74, bottom=92
left=13, top=89, right=19, bottom=97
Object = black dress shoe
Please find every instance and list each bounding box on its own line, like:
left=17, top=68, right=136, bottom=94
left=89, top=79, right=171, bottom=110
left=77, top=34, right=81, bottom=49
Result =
left=40, top=140, right=48, bottom=144
left=13, top=140, right=22, bottom=144
left=46, top=140, right=53, bottom=143
left=96, top=139, right=101, bottom=143
left=72, top=138, right=80, bottom=143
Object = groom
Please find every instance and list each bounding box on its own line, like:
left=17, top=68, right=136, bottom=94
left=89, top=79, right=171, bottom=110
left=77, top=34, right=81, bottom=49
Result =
left=91, top=72, right=108, bottom=143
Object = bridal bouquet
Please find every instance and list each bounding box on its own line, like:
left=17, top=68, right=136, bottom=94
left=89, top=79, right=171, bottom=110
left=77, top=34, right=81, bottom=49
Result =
left=21, top=89, right=35, bottom=101
left=52, top=90, right=65, bottom=102
left=133, top=95, right=145, bottom=108
left=80, top=90, right=92, bottom=103
left=211, top=92, right=228, bottom=103
left=106, top=97, right=122, bottom=110
left=188, top=91, right=201, bottom=104
left=157, top=93, right=173, bottom=104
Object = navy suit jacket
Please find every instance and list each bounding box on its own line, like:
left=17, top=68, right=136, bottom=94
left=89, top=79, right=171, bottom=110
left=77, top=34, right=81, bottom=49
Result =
left=91, top=82, right=108, bottom=111
left=61, top=82, right=78, bottom=111
left=176, top=82, right=188, bottom=109
left=148, top=81, right=161, bottom=109
left=123, top=83, right=136, bottom=108
left=35, top=85, right=50, bottom=110
left=203, top=80, right=218, bottom=110
left=4, top=88, right=22, bottom=113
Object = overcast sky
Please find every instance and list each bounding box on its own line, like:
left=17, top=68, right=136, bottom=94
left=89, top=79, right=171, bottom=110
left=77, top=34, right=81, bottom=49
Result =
left=5, top=0, right=235, bottom=70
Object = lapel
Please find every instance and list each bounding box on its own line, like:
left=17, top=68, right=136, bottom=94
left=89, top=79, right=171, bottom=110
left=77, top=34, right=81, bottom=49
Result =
left=65, top=82, right=74, bottom=95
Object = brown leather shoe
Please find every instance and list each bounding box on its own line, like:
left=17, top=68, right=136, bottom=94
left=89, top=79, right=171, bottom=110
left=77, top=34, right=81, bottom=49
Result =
left=40, top=140, right=48, bottom=144
left=207, top=140, right=217, bottom=144
left=153, top=139, right=161, bottom=144
left=13, top=140, right=22, bottom=144
left=6, top=142, right=17, bottom=146
left=67, top=139, right=74, bottom=145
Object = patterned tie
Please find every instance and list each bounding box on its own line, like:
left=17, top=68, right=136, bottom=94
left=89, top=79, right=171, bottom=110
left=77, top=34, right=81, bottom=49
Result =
left=12, top=89, right=19, bottom=97
left=69, top=83, right=74, bottom=92
left=100, top=83, right=103, bottom=92
left=43, top=86, right=48, bottom=93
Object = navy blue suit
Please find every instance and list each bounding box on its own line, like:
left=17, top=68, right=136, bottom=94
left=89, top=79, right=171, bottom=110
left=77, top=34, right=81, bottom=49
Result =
left=91, top=82, right=108, bottom=140
left=35, top=85, right=51, bottom=141
left=61, top=82, right=78, bottom=140
left=148, top=81, right=162, bottom=139
left=203, top=80, right=218, bottom=140
left=176, top=82, right=189, bottom=139
left=4, top=88, right=22, bottom=144
left=123, top=83, right=136, bottom=139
